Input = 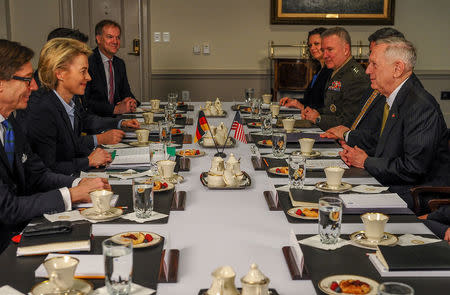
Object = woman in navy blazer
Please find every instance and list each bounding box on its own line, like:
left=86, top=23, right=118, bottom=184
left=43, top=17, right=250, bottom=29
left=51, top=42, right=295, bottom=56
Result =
left=25, top=38, right=112, bottom=175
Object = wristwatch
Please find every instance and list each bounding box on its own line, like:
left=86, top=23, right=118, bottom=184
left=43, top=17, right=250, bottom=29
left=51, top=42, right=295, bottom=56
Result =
left=315, top=116, right=321, bottom=124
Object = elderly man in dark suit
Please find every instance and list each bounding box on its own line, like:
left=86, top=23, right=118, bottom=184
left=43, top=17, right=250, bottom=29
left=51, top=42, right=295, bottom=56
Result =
left=84, top=19, right=138, bottom=117
left=340, top=37, right=450, bottom=208
left=0, top=40, right=109, bottom=253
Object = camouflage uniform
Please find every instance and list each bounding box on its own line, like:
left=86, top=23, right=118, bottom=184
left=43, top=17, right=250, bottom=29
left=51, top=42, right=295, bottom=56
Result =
left=317, top=57, right=370, bottom=130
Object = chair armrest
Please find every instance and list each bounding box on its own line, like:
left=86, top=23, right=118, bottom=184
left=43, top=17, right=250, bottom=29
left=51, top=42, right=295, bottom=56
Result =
left=429, top=199, right=450, bottom=212
left=411, top=186, right=450, bottom=214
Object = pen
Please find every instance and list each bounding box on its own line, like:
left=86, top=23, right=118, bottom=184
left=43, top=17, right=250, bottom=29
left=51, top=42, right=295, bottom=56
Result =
left=263, top=158, right=269, bottom=167
left=111, top=150, right=116, bottom=160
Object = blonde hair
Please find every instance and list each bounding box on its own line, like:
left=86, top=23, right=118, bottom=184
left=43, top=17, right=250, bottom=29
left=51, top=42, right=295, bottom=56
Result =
left=38, top=38, right=92, bottom=90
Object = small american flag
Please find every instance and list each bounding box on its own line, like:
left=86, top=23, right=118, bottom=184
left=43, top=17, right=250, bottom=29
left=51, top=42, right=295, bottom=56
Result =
left=231, top=112, right=247, bottom=143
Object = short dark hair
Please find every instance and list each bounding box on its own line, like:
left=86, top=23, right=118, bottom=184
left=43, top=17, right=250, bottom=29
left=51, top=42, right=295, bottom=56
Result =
left=0, top=39, right=34, bottom=80
left=368, top=28, right=405, bottom=43
left=321, top=27, right=351, bottom=47
left=307, top=27, right=327, bottom=41
left=47, top=27, right=89, bottom=43
left=95, top=19, right=121, bottom=36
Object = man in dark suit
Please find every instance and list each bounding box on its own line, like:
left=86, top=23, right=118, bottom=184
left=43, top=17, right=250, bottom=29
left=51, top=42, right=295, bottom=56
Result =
left=340, top=38, right=450, bottom=207
left=0, top=40, right=109, bottom=253
left=420, top=206, right=450, bottom=243
left=85, top=20, right=138, bottom=117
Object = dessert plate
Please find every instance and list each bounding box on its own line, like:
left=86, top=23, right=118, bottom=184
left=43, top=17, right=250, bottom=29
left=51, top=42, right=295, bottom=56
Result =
left=318, top=274, right=378, bottom=295
left=111, top=231, right=163, bottom=248
left=287, top=207, right=319, bottom=220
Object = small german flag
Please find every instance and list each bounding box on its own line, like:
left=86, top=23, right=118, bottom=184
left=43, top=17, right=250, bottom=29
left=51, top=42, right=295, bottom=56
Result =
left=194, top=110, right=210, bottom=143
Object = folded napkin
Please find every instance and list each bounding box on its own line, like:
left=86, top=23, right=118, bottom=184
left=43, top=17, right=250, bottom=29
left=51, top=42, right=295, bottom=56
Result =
left=121, top=211, right=168, bottom=223
left=262, top=154, right=288, bottom=159
left=93, top=283, right=155, bottom=295
left=80, top=171, right=109, bottom=179
left=276, top=184, right=315, bottom=192
left=351, top=185, right=389, bottom=194
left=299, top=235, right=351, bottom=250
left=0, top=286, right=24, bottom=295
left=109, top=169, right=155, bottom=180
left=397, top=234, right=441, bottom=246
left=44, top=210, right=87, bottom=223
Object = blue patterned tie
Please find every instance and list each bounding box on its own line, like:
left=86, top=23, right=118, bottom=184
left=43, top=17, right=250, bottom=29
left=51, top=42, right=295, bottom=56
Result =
left=2, top=120, right=14, bottom=167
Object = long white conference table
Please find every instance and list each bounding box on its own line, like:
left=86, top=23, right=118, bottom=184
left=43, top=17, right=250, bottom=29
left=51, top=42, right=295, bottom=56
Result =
left=92, top=102, right=432, bottom=295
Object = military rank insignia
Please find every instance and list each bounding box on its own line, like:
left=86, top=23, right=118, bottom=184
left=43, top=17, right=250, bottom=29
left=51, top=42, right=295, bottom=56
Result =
left=328, top=81, right=341, bottom=92
left=330, top=104, right=337, bottom=113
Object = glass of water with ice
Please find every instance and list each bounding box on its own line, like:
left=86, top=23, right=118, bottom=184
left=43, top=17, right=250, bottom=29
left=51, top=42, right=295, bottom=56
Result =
left=103, top=239, right=133, bottom=295
left=260, top=109, right=272, bottom=135
left=132, top=179, right=154, bottom=219
left=288, top=155, right=305, bottom=189
left=272, top=132, right=287, bottom=158
left=318, top=197, right=342, bottom=244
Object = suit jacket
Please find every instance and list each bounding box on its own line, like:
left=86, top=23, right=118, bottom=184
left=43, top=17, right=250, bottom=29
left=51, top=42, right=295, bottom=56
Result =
left=426, top=206, right=450, bottom=239
left=301, top=65, right=333, bottom=110
left=25, top=89, right=93, bottom=175
left=85, top=47, right=135, bottom=117
left=0, top=116, right=74, bottom=253
left=317, top=57, right=370, bottom=130
left=364, top=74, right=450, bottom=188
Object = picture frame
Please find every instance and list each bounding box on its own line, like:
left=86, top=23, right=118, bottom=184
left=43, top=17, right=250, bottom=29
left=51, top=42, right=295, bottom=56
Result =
left=271, top=0, right=395, bottom=25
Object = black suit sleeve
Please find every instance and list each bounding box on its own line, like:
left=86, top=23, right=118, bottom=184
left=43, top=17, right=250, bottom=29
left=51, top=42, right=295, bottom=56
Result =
left=428, top=206, right=450, bottom=226
left=116, top=58, right=135, bottom=101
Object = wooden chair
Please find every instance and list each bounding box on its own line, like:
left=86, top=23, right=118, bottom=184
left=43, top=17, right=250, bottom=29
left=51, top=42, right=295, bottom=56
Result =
left=411, top=186, right=450, bottom=215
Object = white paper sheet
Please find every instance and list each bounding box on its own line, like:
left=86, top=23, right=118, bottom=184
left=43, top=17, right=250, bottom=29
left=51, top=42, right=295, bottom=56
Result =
left=35, top=254, right=105, bottom=278
left=340, top=193, right=407, bottom=208
left=306, top=159, right=348, bottom=169
left=289, top=229, right=304, bottom=277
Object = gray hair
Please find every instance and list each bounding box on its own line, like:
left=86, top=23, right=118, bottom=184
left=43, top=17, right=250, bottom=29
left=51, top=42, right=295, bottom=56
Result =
left=321, top=27, right=352, bottom=47
left=376, top=37, right=417, bottom=70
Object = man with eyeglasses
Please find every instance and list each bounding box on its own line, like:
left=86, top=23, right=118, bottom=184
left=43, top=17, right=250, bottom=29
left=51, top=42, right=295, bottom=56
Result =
left=0, top=39, right=109, bottom=254
left=84, top=19, right=138, bottom=117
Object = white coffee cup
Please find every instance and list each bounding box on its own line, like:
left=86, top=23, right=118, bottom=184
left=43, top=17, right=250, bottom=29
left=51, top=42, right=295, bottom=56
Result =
left=90, top=190, right=113, bottom=214
left=150, top=99, right=160, bottom=110
left=270, top=104, right=280, bottom=117
left=135, top=129, right=150, bottom=143
left=143, top=112, right=154, bottom=124
left=262, top=94, right=272, bottom=104
left=44, top=256, right=79, bottom=291
left=299, top=138, right=315, bottom=155
left=282, top=118, right=295, bottom=133
left=361, top=212, right=389, bottom=241
left=157, top=160, right=176, bottom=179
left=324, top=167, right=345, bottom=189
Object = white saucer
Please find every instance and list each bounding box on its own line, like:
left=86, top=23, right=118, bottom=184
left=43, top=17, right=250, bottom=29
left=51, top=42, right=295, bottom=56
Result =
left=129, top=141, right=153, bottom=147
left=315, top=181, right=352, bottom=193
left=291, top=150, right=321, bottom=158
left=350, top=231, right=398, bottom=249
left=80, top=207, right=123, bottom=221
left=31, top=278, right=93, bottom=295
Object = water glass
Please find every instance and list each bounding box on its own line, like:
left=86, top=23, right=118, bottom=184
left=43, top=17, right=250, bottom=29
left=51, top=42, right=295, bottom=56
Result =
left=167, top=92, right=178, bottom=108
left=245, top=88, right=255, bottom=104
left=103, top=239, right=133, bottom=295
left=378, top=282, right=414, bottom=295
left=288, top=155, right=305, bottom=189
left=272, top=132, right=287, bottom=158
left=260, top=109, right=273, bottom=135
left=250, top=97, right=261, bottom=119
left=150, top=143, right=166, bottom=173
left=159, top=120, right=172, bottom=147
left=132, top=179, right=154, bottom=218
left=318, top=197, right=342, bottom=244
left=164, top=105, right=176, bottom=126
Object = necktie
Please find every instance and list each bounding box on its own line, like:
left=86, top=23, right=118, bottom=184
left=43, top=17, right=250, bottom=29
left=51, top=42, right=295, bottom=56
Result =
left=380, top=102, right=390, bottom=136
left=350, top=90, right=379, bottom=130
left=2, top=120, right=15, bottom=167
left=108, top=59, right=114, bottom=104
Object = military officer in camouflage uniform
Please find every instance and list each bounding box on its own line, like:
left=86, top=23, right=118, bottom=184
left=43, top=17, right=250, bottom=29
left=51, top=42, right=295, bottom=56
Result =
left=303, top=27, right=370, bottom=130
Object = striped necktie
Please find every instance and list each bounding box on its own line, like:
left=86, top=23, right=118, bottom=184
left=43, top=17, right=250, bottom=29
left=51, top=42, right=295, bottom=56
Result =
left=108, top=59, right=114, bottom=104
left=2, top=119, right=14, bottom=167
left=350, top=90, right=379, bottom=130
left=380, top=102, right=390, bottom=136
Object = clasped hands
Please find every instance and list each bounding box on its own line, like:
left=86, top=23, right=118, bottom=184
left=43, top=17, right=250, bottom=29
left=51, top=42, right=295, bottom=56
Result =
left=113, top=97, right=138, bottom=114
left=279, top=98, right=320, bottom=123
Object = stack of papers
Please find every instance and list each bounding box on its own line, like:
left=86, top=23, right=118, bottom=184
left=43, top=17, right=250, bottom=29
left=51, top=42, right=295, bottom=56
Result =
left=306, top=159, right=348, bottom=170
left=340, top=193, right=407, bottom=208
left=109, top=147, right=150, bottom=169
left=35, top=254, right=104, bottom=278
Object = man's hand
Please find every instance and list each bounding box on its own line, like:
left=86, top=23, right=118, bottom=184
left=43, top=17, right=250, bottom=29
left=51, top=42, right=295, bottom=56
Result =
left=121, top=119, right=140, bottom=129
left=279, top=97, right=304, bottom=110
left=303, top=107, right=320, bottom=123
left=96, top=129, right=125, bottom=145
left=445, top=228, right=450, bottom=245
left=418, top=214, right=428, bottom=220
left=340, top=143, right=368, bottom=169
left=321, top=125, right=350, bottom=140
left=113, top=97, right=137, bottom=114
left=69, top=177, right=110, bottom=203
left=88, top=148, right=112, bottom=168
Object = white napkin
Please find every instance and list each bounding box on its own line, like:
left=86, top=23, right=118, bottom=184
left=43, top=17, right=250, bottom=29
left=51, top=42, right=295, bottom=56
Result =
left=44, top=210, right=87, bottom=223
left=276, top=185, right=315, bottom=192
left=109, top=169, right=155, bottom=179
left=351, top=185, right=389, bottom=194
left=93, top=283, right=155, bottom=295
left=102, top=143, right=131, bottom=149
left=121, top=211, right=168, bottom=223
left=316, top=148, right=342, bottom=158
left=397, top=234, right=441, bottom=246
left=80, top=171, right=109, bottom=179
left=0, top=286, right=24, bottom=295
left=298, top=235, right=351, bottom=250
left=262, top=154, right=289, bottom=159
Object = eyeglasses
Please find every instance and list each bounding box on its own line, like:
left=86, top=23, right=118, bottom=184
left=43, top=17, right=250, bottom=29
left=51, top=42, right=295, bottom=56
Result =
left=12, top=75, right=33, bottom=86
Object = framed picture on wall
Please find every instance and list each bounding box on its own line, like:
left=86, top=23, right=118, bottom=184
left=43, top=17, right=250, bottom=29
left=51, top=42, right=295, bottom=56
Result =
left=271, top=0, right=395, bottom=25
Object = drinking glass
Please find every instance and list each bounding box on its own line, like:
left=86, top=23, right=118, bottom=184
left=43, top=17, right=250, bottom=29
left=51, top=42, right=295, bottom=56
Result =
left=260, top=109, right=272, bottom=135
left=378, top=282, right=414, bottom=295
left=245, top=88, right=254, bottom=105
left=159, top=120, right=172, bottom=147
left=250, top=97, right=261, bottom=119
left=132, top=178, right=154, bottom=218
left=164, top=106, right=176, bottom=126
left=103, top=239, right=133, bottom=295
left=167, top=91, right=178, bottom=105
left=288, top=155, right=305, bottom=189
left=150, top=143, right=166, bottom=174
left=318, top=197, right=342, bottom=244
left=271, top=132, right=287, bottom=158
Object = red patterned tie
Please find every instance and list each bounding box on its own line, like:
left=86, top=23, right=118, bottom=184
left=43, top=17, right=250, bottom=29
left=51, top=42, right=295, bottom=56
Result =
left=108, top=59, right=114, bottom=104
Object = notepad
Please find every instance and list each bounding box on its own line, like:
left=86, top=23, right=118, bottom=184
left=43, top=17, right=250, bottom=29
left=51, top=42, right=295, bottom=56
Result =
left=110, top=147, right=150, bottom=166
left=35, top=254, right=105, bottom=279
left=340, top=193, right=407, bottom=208
left=305, top=159, right=348, bottom=170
